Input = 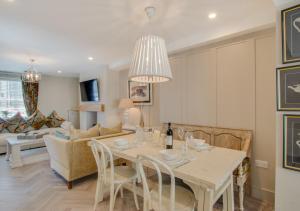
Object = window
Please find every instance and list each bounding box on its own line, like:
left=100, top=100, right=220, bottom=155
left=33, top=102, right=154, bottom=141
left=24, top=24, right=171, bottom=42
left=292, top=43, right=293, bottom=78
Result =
left=0, top=79, right=27, bottom=119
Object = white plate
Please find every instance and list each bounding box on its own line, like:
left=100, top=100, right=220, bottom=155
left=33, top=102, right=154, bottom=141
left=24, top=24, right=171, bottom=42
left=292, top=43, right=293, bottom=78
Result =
left=165, top=157, right=186, bottom=166
left=159, top=149, right=179, bottom=161
left=113, top=144, right=130, bottom=150
left=114, top=139, right=129, bottom=146
left=193, top=143, right=210, bottom=151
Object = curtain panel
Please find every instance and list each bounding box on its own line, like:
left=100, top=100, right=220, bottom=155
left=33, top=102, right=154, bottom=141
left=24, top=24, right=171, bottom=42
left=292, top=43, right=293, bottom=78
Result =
left=22, top=81, right=39, bottom=116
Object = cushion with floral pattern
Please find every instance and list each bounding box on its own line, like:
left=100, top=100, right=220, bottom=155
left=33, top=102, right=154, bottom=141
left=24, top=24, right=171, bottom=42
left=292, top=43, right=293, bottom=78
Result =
left=45, top=111, right=65, bottom=128
left=6, top=113, right=27, bottom=133
left=26, top=109, right=46, bottom=130
left=0, top=117, right=9, bottom=133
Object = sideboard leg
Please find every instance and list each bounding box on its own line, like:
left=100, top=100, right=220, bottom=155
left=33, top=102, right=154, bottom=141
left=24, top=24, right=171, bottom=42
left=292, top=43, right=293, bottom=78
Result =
left=238, top=164, right=244, bottom=211
left=67, top=181, right=73, bottom=190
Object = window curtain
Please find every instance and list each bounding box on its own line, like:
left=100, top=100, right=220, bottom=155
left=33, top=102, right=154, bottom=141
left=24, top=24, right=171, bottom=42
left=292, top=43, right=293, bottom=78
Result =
left=22, top=81, right=39, bottom=116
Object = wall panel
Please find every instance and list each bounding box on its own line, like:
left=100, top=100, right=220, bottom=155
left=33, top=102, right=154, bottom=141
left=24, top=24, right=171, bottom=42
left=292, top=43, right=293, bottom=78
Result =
left=184, top=49, right=217, bottom=126
left=160, top=56, right=185, bottom=123
left=216, top=40, right=255, bottom=130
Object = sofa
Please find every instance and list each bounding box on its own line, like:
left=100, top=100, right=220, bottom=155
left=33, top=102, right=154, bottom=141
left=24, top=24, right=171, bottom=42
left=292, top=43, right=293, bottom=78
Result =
left=44, top=130, right=133, bottom=189
left=0, top=110, right=66, bottom=154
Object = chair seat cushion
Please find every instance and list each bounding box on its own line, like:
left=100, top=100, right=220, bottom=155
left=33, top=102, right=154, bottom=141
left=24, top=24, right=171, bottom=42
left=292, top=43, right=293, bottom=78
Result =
left=150, top=185, right=195, bottom=211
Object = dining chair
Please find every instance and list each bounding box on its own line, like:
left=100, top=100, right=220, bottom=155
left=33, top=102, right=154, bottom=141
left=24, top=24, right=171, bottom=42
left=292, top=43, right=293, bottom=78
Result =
left=137, top=155, right=196, bottom=211
left=91, top=139, right=139, bottom=211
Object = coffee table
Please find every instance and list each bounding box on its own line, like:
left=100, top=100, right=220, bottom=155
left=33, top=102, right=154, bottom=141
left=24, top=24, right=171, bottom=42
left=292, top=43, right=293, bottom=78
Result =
left=5, top=137, right=49, bottom=168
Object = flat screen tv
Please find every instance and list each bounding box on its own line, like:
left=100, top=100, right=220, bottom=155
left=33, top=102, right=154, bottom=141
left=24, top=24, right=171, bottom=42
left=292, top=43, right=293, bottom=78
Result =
left=80, top=79, right=100, bottom=102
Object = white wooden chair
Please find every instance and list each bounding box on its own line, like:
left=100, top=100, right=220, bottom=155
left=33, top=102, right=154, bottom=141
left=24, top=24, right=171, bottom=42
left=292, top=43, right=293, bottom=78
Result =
left=137, top=155, right=196, bottom=211
left=91, top=139, right=139, bottom=211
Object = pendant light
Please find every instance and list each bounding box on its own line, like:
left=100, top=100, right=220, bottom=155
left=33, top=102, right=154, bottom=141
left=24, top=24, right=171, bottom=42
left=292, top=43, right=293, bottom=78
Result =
left=22, top=59, right=41, bottom=83
left=128, top=6, right=172, bottom=83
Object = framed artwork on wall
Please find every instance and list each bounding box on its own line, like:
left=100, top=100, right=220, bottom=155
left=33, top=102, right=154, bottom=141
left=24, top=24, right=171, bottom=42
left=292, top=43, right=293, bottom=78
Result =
left=282, top=4, right=300, bottom=64
left=277, top=65, right=300, bottom=111
left=128, top=81, right=152, bottom=105
left=283, top=114, right=300, bottom=172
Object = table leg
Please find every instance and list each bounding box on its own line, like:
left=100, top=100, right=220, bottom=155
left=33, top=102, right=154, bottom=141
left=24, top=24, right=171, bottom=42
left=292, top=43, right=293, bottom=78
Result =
left=183, top=180, right=214, bottom=211
left=223, top=175, right=234, bottom=211
left=6, top=143, right=11, bottom=161
left=202, top=188, right=214, bottom=211
left=10, top=145, right=23, bottom=168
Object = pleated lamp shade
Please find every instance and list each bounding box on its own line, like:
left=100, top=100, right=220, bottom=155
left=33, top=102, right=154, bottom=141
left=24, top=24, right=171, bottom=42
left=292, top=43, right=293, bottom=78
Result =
left=128, top=35, right=172, bottom=83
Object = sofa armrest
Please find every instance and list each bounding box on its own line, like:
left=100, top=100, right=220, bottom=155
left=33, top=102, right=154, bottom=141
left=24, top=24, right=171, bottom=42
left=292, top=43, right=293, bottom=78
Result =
left=44, top=135, right=73, bottom=170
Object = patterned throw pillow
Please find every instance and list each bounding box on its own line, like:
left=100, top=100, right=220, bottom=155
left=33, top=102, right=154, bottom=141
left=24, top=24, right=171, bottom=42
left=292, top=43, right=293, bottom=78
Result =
left=0, top=117, right=9, bottom=133
left=46, top=111, right=65, bottom=128
left=26, top=109, right=46, bottom=130
left=6, top=113, right=27, bottom=133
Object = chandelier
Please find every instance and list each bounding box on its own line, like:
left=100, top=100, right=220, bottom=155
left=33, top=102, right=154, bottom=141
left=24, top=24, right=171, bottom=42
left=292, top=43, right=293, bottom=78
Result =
left=128, top=6, right=172, bottom=83
left=22, top=59, right=41, bottom=83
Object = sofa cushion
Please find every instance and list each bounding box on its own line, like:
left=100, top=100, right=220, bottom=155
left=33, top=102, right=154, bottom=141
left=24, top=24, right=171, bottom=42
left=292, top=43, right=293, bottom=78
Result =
left=6, top=113, right=28, bottom=133
left=99, top=123, right=122, bottom=136
left=46, top=111, right=65, bottom=128
left=26, top=109, right=46, bottom=130
left=0, top=117, right=9, bottom=133
left=70, top=124, right=100, bottom=140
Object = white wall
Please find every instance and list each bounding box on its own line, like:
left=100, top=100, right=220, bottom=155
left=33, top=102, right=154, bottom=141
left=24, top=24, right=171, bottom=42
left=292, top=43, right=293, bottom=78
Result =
left=38, top=75, right=79, bottom=127
left=79, top=67, right=120, bottom=129
left=275, top=1, right=300, bottom=210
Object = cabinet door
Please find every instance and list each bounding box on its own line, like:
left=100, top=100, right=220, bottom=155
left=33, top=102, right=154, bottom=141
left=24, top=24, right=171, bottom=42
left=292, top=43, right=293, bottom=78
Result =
left=216, top=40, right=255, bottom=130
left=184, top=49, right=217, bottom=126
left=159, top=56, right=185, bottom=123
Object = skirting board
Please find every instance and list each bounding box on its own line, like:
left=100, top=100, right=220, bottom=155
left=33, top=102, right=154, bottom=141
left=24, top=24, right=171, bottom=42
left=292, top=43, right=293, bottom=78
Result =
left=252, top=186, right=275, bottom=205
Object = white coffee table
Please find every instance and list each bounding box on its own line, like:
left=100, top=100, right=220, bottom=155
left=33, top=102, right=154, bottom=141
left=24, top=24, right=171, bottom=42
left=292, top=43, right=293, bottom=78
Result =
left=5, top=137, right=49, bottom=168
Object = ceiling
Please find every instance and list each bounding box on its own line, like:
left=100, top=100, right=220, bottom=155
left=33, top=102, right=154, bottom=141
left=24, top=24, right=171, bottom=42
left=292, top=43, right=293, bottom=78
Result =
left=0, top=0, right=276, bottom=76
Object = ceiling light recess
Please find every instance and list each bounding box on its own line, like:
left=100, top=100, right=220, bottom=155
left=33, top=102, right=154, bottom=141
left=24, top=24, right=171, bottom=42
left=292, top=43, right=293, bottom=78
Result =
left=208, top=12, right=217, bottom=19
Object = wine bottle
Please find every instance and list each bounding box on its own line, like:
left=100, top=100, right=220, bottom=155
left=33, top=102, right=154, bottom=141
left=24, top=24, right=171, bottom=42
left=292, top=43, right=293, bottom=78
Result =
left=166, top=122, right=173, bottom=149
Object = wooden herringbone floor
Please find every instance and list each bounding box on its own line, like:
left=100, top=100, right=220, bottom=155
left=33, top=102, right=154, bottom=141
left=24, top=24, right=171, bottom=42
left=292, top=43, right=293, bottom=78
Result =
left=0, top=149, right=273, bottom=211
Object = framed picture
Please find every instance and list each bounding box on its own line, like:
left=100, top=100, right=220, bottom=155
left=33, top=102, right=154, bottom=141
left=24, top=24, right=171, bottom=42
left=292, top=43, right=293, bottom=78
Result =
left=282, top=4, right=300, bottom=64
left=128, top=81, right=152, bottom=105
left=283, top=114, right=300, bottom=171
left=277, top=65, right=300, bottom=111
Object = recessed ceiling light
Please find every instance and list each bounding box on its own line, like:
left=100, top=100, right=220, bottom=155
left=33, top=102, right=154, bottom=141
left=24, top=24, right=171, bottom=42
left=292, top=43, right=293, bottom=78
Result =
left=208, top=13, right=217, bottom=19
left=88, top=57, right=94, bottom=61
left=6, top=0, right=15, bottom=2
left=57, top=70, right=62, bottom=74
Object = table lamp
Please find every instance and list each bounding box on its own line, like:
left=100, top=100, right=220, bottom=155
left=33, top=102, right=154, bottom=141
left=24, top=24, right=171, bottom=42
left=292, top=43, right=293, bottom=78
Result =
left=119, top=98, right=134, bottom=129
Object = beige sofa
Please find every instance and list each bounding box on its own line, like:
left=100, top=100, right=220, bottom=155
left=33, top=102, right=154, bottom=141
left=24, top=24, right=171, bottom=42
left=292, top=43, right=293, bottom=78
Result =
left=44, top=130, right=133, bottom=189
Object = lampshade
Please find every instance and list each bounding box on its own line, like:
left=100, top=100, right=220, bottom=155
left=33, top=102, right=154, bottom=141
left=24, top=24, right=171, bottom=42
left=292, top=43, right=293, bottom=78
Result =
left=118, top=98, right=134, bottom=109
left=128, top=35, right=172, bottom=83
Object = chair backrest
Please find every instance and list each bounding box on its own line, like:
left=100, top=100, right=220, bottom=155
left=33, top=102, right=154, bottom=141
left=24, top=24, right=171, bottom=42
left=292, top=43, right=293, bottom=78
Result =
left=137, top=155, right=175, bottom=211
left=91, top=139, right=114, bottom=184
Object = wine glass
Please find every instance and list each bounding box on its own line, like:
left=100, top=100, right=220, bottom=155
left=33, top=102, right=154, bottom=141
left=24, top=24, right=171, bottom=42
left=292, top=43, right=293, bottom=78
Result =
left=177, top=127, right=185, bottom=141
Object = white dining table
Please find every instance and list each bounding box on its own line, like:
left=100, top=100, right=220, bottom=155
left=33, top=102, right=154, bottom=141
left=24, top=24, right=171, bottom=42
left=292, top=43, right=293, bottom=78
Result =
left=91, top=133, right=246, bottom=211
